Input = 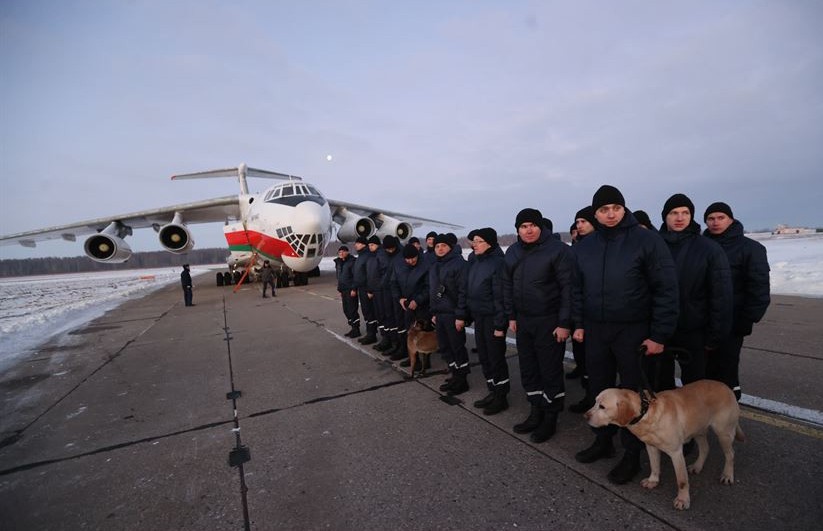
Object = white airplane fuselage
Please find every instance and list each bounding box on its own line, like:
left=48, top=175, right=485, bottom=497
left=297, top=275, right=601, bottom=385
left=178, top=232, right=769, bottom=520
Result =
left=224, top=182, right=332, bottom=273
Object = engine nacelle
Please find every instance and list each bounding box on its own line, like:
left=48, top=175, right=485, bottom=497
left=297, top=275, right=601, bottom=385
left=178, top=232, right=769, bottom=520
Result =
left=334, top=209, right=376, bottom=243
left=373, top=214, right=413, bottom=242
left=159, top=223, right=195, bottom=254
left=84, top=233, right=133, bottom=263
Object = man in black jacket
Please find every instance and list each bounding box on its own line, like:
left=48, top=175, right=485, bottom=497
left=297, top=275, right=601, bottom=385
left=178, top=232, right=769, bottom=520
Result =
left=504, top=209, right=574, bottom=443
left=180, top=264, right=193, bottom=306
left=334, top=246, right=360, bottom=337
left=571, top=185, right=679, bottom=484
left=392, top=244, right=432, bottom=370
left=430, top=233, right=470, bottom=395
left=703, top=202, right=771, bottom=400
left=467, top=227, right=510, bottom=415
left=657, top=194, right=733, bottom=390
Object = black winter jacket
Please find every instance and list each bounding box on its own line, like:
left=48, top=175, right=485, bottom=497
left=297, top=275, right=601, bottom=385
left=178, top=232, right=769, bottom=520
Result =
left=703, top=220, right=770, bottom=336
left=572, top=211, right=679, bottom=344
left=352, top=247, right=372, bottom=290
left=503, top=228, right=574, bottom=327
left=467, top=245, right=507, bottom=331
left=391, top=250, right=431, bottom=311
left=366, top=248, right=389, bottom=292
left=660, top=221, right=733, bottom=347
left=428, top=246, right=468, bottom=318
left=334, top=255, right=356, bottom=292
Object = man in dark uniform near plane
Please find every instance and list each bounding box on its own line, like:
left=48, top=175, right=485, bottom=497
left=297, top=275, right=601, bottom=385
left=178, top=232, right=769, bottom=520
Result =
left=703, top=201, right=771, bottom=400
left=504, top=208, right=574, bottom=443
left=180, top=264, right=193, bottom=306
left=352, top=236, right=378, bottom=345
left=572, top=185, right=679, bottom=484
left=335, top=245, right=360, bottom=337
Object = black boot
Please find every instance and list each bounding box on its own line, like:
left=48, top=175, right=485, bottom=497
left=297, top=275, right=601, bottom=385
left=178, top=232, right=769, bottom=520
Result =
left=373, top=334, right=392, bottom=352
left=421, top=354, right=431, bottom=371
left=568, top=395, right=595, bottom=414
left=575, top=434, right=615, bottom=463
left=439, top=376, right=455, bottom=392
left=607, top=450, right=641, bottom=485
left=358, top=333, right=377, bottom=345
left=529, top=410, right=557, bottom=443
left=482, top=391, right=509, bottom=416
left=473, top=390, right=496, bottom=409
left=513, top=405, right=544, bottom=434
left=389, top=339, right=407, bottom=361
left=345, top=326, right=361, bottom=338
left=447, top=373, right=469, bottom=396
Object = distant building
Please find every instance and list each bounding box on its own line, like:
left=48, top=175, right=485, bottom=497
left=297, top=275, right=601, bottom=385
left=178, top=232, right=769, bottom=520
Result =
left=772, top=224, right=815, bottom=235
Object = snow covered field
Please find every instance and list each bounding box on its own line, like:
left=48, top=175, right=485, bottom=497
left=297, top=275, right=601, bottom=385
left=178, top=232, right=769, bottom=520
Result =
left=1, top=234, right=821, bottom=372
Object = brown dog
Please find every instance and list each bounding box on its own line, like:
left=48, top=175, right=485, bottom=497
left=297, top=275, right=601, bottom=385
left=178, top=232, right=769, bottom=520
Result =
left=407, top=319, right=438, bottom=377
left=585, top=380, right=745, bottom=510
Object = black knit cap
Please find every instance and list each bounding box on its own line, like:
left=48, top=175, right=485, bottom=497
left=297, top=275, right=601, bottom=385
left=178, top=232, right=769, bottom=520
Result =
left=633, top=210, right=653, bottom=229
left=434, top=233, right=452, bottom=247
left=408, top=236, right=420, bottom=245
left=703, top=201, right=734, bottom=222
left=515, top=208, right=544, bottom=228
left=543, top=218, right=553, bottom=232
left=445, top=233, right=458, bottom=247
left=403, top=245, right=419, bottom=259
left=338, top=245, right=349, bottom=252
left=367, top=235, right=381, bottom=245
left=426, top=231, right=437, bottom=239
left=473, top=227, right=498, bottom=248
left=382, top=235, right=398, bottom=249
left=467, top=229, right=477, bottom=241
left=574, top=206, right=596, bottom=225
left=661, top=193, right=695, bottom=221
left=592, top=185, right=625, bottom=211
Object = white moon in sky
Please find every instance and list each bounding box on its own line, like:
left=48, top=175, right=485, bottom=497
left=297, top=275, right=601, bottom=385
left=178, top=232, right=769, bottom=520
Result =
left=326, top=154, right=333, bottom=161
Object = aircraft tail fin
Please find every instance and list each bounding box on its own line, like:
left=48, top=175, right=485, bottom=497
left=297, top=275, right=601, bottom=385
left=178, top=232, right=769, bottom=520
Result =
left=171, top=163, right=302, bottom=194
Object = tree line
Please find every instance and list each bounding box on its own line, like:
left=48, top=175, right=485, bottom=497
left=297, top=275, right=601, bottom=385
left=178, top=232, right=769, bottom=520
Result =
left=0, top=248, right=231, bottom=277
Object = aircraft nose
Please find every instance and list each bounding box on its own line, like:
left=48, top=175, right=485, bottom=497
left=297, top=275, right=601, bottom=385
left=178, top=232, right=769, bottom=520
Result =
left=293, top=200, right=329, bottom=233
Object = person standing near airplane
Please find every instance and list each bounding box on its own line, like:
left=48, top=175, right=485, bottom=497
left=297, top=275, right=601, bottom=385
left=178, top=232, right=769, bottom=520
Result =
left=180, top=264, right=193, bottom=307
left=352, top=236, right=378, bottom=345
left=381, top=236, right=408, bottom=360
left=571, top=185, right=679, bottom=485
left=367, top=235, right=393, bottom=353
left=260, top=260, right=277, bottom=298
left=503, top=208, right=574, bottom=443
left=567, top=207, right=596, bottom=413
left=392, top=243, right=432, bottom=370
left=466, top=227, right=510, bottom=415
left=430, top=233, right=470, bottom=395
left=335, top=246, right=360, bottom=338
left=703, top=201, right=771, bottom=400
left=657, top=194, right=733, bottom=391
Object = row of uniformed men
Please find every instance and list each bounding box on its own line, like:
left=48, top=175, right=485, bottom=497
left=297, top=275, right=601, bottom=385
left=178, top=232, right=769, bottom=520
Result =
left=333, top=184, right=770, bottom=486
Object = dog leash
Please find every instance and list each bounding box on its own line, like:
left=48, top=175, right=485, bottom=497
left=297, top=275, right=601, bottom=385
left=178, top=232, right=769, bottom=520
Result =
left=631, top=345, right=695, bottom=424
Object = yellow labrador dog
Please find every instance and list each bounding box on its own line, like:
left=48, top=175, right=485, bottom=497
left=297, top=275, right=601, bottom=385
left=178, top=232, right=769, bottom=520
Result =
left=585, top=380, right=745, bottom=510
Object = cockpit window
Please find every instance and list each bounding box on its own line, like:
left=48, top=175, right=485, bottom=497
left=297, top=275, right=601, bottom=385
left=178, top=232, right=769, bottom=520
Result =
left=264, top=182, right=327, bottom=207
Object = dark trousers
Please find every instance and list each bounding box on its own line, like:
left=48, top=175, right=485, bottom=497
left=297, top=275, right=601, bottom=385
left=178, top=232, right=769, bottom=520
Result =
left=372, top=289, right=391, bottom=336
left=572, top=339, right=588, bottom=388
left=474, top=314, right=510, bottom=393
left=262, top=279, right=276, bottom=296
left=515, top=314, right=565, bottom=411
left=341, top=291, right=360, bottom=328
left=358, top=289, right=377, bottom=334
left=646, top=329, right=706, bottom=392
left=435, top=313, right=469, bottom=375
left=585, top=320, right=648, bottom=453
left=182, top=287, right=193, bottom=306
left=706, top=334, right=745, bottom=400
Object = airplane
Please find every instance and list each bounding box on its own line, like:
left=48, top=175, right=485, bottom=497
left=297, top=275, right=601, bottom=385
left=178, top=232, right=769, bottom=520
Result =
left=0, top=163, right=462, bottom=283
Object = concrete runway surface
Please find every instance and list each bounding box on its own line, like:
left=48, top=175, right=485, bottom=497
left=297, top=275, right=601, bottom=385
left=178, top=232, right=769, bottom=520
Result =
left=1, top=270, right=821, bottom=530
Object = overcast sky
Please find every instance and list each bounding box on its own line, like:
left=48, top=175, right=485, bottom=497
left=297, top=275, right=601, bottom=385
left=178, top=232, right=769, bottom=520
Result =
left=1, top=0, right=822, bottom=259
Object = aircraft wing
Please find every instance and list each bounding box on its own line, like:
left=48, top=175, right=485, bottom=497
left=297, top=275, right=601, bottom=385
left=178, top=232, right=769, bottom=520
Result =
left=0, top=196, right=240, bottom=247
left=327, top=199, right=463, bottom=229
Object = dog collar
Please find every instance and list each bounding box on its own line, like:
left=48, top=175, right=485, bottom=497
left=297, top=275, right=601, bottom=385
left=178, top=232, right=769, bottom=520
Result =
left=629, top=390, right=653, bottom=425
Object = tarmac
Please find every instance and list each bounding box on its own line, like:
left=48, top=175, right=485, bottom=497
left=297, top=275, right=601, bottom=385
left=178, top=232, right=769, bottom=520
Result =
left=0, top=270, right=821, bottom=531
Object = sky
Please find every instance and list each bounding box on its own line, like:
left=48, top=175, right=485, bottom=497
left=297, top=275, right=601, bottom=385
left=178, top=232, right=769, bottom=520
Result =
left=1, top=0, right=822, bottom=259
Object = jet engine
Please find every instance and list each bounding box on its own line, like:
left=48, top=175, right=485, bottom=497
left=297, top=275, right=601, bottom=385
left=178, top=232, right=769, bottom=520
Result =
left=158, top=213, right=195, bottom=253
left=373, top=214, right=413, bottom=242
left=84, top=221, right=133, bottom=263
left=334, top=208, right=376, bottom=243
